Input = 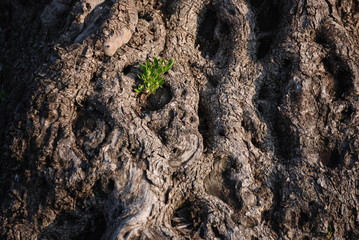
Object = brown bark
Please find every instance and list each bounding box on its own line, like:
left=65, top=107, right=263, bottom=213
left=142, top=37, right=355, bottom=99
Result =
left=0, top=0, right=358, bottom=239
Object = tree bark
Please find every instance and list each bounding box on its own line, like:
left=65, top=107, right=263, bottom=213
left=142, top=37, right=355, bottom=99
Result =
left=0, top=0, right=358, bottom=239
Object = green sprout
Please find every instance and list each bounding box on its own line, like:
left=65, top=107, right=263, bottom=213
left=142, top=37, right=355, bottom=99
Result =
left=134, top=57, right=174, bottom=95
left=327, top=222, right=334, bottom=239
left=0, top=90, right=5, bottom=101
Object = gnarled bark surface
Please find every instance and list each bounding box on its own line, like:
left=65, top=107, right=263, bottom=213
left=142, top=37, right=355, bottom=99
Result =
left=0, top=0, right=358, bottom=239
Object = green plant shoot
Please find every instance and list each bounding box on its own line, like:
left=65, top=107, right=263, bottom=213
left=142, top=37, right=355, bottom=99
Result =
left=0, top=90, right=5, bottom=101
left=134, top=57, right=174, bottom=95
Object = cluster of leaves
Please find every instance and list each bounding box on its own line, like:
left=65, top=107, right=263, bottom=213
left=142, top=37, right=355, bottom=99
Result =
left=134, top=57, right=174, bottom=95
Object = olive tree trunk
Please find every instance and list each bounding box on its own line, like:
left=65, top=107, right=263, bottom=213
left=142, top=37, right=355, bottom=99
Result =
left=0, top=0, right=358, bottom=239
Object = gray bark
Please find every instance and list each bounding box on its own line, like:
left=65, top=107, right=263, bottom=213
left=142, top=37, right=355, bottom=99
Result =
left=0, top=0, right=358, bottom=239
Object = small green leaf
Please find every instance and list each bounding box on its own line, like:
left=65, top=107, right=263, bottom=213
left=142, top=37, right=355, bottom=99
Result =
left=0, top=90, right=5, bottom=101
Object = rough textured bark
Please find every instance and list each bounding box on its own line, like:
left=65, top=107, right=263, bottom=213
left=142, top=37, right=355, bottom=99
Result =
left=0, top=0, right=358, bottom=239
